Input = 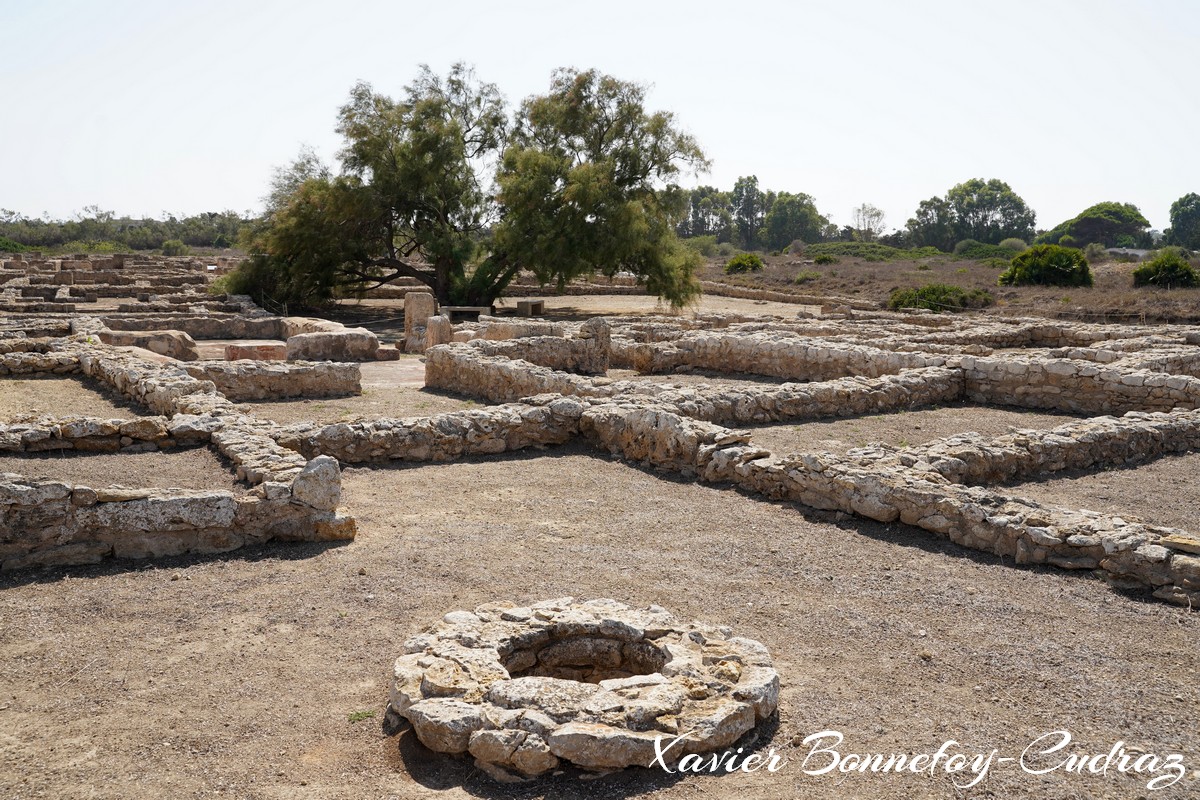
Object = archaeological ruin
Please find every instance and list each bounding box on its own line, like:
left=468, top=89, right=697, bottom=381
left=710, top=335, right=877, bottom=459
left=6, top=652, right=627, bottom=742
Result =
left=2, top=250, right=1199, bottom=784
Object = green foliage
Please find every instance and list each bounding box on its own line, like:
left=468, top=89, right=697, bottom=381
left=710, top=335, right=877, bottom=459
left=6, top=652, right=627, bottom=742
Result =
left=812, top=254, right=839, bottom=265
left=1083, top=242, right=1107, bottom=262
left=999, top=238, right=1028, bottom=251
left=1167, top=193, right=1200, bottom=249
left=347, top=710, right=376, bottom=723
left=915, top=263, right=931, bottom=271
left=161, top=239, right=189, bottom=256
left=763, top=192, right=825, bottom=251
left=1132, top=249, right=1198, bottom=288
left=1036, top=202, right=1150, bottom=248
left=888, top=283, right=994, bottom=312
left=0, top=206, right=250, bottom=251
left=998, top=244, right=1093, bottom=287
left=807, top=242, right=942, bottom=262
left=907, top=179, right=1036, bottom=250
left=243, top=65, right=707, bottom=308
left=794, top=270, right=820, bottom=284
left=953, top=239, right=1018, bottom=260
left=981, top=257, right=1011, bottom=269
left=53, top=239, right=127, bottom=254
left=0, top=235, right=26, bottom=252
left=724, top=252, right=764, bottom=274
left=682, top=235, right=718, bottom=258
left=213, top=233, right=232, bottom=248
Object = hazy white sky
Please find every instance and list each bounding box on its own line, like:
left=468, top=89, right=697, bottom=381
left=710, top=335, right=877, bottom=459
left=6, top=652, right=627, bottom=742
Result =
left=3, top=0, right=1197, bottom=232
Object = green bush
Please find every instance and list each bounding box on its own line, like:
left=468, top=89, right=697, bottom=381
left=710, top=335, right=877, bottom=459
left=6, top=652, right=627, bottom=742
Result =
left=716, top=242, right=736, bottom=258
left=954, top=239, right=1019, bottom=260
left=807, top=242, right=942, bottom=262
left=787, top=239, right=806, bottom=255
left=1059, top=234, right=1077, bottom=247
left=999, top=238, right=1028, bottom=252
left=213, top=233, right=233, bottom=249
left=888, top=283, right=995, bottom=313
left=915, top=263, right=931, bottom=271
left=813, top=254, right=839, bottom=265
left=0, top=235, right=26, bottom=252
left=981, top=257, right=1011, bottom=269
left=162, top=239, right=190, bottom=256
left=998, top=244, right=1093, bottom=287
left=683, top=235, right=718, bottom=258
left=724, top=252, right=764, bottom=274
left=1132, top=250, right=1199, bottom=288
left=794, top=270, right=820, bottom=284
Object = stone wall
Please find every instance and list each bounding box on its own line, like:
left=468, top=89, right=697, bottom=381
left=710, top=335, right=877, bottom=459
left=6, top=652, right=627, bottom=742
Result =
left=183, top=360, right=362, bottom=401
left=617, top=332, right=943, bottom=379
left=97, top=329, right=199, bottom=360
left=0, top=415, right=172, bottom=453
left=0, top=339, right=356, bottom=570
left=849, top=409, right=1200, bottom=487
left=961, top=356, right=1200, bottom=414
left=276, top=396, right=586, bottom=463
left=0, top=474, right=353, bottom=570
left=460, top=318, right=610, bottom=375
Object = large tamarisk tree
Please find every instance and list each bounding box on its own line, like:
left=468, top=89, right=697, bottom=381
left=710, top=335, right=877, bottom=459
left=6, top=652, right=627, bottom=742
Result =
left=238, top=64, right=707, bottom=308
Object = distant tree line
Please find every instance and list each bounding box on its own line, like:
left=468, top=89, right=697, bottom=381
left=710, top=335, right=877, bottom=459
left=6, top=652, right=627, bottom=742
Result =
left=0, top=206, right=251, bottom=251
left=676, top=177, right=1199, bottom=257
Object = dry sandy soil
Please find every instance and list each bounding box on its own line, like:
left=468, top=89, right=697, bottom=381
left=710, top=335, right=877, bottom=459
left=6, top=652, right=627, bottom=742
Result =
left=244, top=359, right=479, bottom=426
left=0, top=376, right=142, bottom=421
left=0, top=447, right=246, bottom=493
left=2, top=442, right=1198, bottom=799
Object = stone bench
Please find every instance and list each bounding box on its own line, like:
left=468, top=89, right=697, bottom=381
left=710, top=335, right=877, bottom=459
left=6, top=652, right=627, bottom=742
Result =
left=516, top=299, right=545, bottom=316
left=442, top=305, right=493, bottom=322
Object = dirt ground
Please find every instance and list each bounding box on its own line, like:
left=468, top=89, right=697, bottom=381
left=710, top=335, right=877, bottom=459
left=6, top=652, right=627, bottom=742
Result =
left=0, top=376, right=142, bottom=421
left=0, top=446, right=246, bottom=493
left=244, top=359, right=478, bottom=426
left=745, top=404, right=1081, bottom=455
left=696, top=254, right=1200, bottom=324
left=1009, top=452, right=1200, bottom=532
left=1, top=444, right=1197, bottom=800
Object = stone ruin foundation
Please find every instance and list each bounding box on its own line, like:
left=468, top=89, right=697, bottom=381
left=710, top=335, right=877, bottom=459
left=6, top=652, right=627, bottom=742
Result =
left=389, top=598, right=779, bottom=782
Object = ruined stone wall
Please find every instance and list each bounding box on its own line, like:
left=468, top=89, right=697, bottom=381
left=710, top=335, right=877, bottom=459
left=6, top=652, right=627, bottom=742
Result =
left=961, top=356, right=1200, bottom=414
left=424, top=347, right=595, bottom=403
left=0, top=415, right=172, bottom=453
left=853, top=410, right=1200, bottom=486
left=461, top=318, right=610, bottom=375
left=101, top=315, right=288, bottom=340
left=97, top=329, right=199, bottom=360
left=573, top=402, right=1200, bottom=607
left=183, top=361, right=361, bottom=401
left=276, top=396, right=586, bottom=463
left=0, top=475, right=352, bottom=571
left=619, top=332, right=944, bottom=379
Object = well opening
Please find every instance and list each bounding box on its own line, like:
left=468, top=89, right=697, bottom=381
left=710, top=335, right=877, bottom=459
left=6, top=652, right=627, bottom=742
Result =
left=503, top=634, right=668, bottom=684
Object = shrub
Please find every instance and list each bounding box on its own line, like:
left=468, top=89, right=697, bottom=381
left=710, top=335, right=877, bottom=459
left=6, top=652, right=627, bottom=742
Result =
left=999, top=238, right=1028, bottom=252
left=1132, top=250, right=1199, bottom=288
left=813, top=254, right=839, bottom=265
left=683, top=235, right=718, bottom=258
left=915, top=263, right=931, bottom=271
left=1083, top=242, right=1107, bottom=262
left=787, top=239, right=806, bottom=255
left=1059, top=234, right=1077, bottom=247
left=888, top=283, right=994, bottom=313
left=162, top=239, right=190, bottom=256
left=0, top=235, right=26, bottom=252
left=716, top=242, right=736, bottom=258
left=807, top=242, right=941, bottom=262
left=954, top=239, right=1019, bottom=260
left=724, top=252, right=764, bottom=274
left=794, top=270, right=820, bottom=284
left=998, top=244, right=1093, bottom=287
left=213, top=233, right=233, bottom=248
left=981, top=257, right=1011, bottom=269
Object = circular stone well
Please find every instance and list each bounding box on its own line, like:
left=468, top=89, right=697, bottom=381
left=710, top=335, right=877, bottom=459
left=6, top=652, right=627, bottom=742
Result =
left=389, top=597, right=780, bottom=782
